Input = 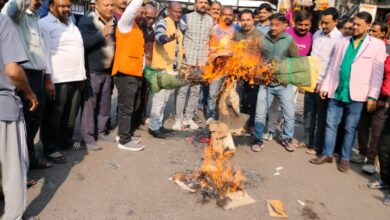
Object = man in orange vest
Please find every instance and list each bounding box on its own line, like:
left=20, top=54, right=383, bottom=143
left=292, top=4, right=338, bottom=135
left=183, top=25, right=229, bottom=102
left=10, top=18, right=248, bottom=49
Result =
left=112, top=0, right=146, bottom=151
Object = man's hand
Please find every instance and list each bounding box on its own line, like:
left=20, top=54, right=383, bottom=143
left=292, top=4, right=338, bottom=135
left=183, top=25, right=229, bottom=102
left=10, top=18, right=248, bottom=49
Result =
left=45, top=77, right=56, bottom=101
left=5, top=63, right=39, bottom=111
left=102, top=21, right=115, bottom=37
left=25, top=91, right=38, bottom=112
left=319, top=91, right=328, bottom=100
left=367, top=99, right=377, bottom=113
left=167, top=33, right=176, bottom=42
left=314, top=83, right=322, bottom=93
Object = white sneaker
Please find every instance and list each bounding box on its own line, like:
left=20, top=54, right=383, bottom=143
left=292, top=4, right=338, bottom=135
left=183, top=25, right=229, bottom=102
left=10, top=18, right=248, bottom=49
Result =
left=132, top=137, right=142, bottom=144
left=362, top=164, right=376, bottom=174
left=172, top=120, right=183, bottom=131
left=264, top=132, right=274, bottom=141
left=206, top=118, right=214, bottom=125
left=116, top=136, right=141, bottom=144
left=117, top=141, right=144, bottom=151
left=183, top=119, right=199, bottom=130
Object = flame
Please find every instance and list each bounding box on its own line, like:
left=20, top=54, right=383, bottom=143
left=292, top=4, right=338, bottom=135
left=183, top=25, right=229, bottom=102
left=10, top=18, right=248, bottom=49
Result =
left=197, top=143, right=246, bottom=194
left=203, top=37, right=274, bottom=86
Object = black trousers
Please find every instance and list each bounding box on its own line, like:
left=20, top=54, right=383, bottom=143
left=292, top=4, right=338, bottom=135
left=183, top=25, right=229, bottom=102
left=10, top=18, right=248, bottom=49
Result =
left=113, top=74, right=142, bottom=144
left=20, top=69, right=46, bottom=164
left=131, top=77, right=149, bottom=131
left=379, top=114, right=390, bottom=185
left=41, top=81, right=83, bottom=155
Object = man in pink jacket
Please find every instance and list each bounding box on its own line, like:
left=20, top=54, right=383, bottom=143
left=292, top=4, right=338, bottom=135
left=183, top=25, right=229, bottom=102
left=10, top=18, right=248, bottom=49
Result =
left=309, top=12, right=387, bottom=173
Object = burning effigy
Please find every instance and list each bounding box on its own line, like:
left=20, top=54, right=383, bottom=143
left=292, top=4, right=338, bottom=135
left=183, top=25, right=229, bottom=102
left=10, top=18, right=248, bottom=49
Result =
left=151, top=35, right=319, bottom=209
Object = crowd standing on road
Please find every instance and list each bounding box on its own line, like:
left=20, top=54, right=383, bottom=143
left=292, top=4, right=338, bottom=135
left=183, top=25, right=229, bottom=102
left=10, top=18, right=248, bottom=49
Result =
left=1, top=0, right=390, bottom=218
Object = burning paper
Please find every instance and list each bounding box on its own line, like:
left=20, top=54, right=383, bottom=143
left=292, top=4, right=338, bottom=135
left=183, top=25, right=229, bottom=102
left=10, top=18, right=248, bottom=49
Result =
left=266, top=199, right=288, bottom=218
left=172, top=144, right=248, bottom=208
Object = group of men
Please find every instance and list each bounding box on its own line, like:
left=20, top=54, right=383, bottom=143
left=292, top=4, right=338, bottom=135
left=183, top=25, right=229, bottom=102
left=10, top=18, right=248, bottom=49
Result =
left=1, top=0, right=390, bottom=218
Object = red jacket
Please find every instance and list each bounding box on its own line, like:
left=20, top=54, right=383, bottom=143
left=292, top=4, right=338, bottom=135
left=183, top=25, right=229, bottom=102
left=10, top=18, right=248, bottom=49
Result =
left=380, top=55, right=390, bottom=98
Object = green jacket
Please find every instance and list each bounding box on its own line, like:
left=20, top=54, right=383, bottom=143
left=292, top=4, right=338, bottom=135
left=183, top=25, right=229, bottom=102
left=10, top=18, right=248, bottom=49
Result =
left=260, top=32, right=298, bottom=62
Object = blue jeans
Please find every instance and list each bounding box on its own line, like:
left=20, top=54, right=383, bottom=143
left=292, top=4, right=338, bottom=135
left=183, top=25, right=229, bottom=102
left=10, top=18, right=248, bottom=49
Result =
left=254, top=85, right=295, bottom=143
left=323, top=99, right=363, bottom=160
left=206, top=77, right=223, bottom=119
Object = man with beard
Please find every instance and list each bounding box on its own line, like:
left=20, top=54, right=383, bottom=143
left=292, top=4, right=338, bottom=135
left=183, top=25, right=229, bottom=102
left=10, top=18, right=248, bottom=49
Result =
left=284, top=10, right=316, bottom=153
left=39, top=0, right=86, bottom=163
left=0, top=12, right=38, bottom=220
left=2, top=0, right=52, bottom=169
left=252, top=13, right=298, bottom=153
left=285, top=10, right=312, bottom=57
left=148, top=1, right=183, bottom=139
left=142, top=3, right=156, bottom=65
left=354, top=21, right=390, bottom=174
left=131, top=3, right=156, bottom=131
left=206, top=6, right=238, bottom=124
left=209, top=1, right=221, bottom=25
left=172, top=0, right=213, bottom=131
left=339, top=18, right=353, bottom=37
left=78, top=0, right=115, bottom=151
left=111, top=0, right=145, bottom=151
left=311, top=12, right=386, bottom=173
left=234, top=9, right=263, bottom=132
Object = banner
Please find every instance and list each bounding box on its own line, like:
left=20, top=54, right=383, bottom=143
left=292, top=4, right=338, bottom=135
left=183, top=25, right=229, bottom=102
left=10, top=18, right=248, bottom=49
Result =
left=359, top=4, right=377, bottom=22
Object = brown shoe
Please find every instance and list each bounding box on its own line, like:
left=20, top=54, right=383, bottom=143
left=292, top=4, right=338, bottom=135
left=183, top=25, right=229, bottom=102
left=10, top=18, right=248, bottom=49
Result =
left=309, top=156, right=333, bottom=164
left=338, top=159, right=350, bottom=173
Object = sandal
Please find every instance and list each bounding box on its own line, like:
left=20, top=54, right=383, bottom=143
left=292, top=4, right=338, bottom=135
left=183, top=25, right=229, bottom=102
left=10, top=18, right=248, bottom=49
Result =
left=30, top=160, right=53, bottom=170
left=46, top=152, right=66, bottom=164
left=27, top=178, right=37, bottom=188
left=367, top=179, right=388, bottom=189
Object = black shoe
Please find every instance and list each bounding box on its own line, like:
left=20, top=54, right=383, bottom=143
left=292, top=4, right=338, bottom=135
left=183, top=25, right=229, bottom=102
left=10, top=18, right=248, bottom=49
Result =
left=160, top=126, right=173, bottom=134
left=148, top=129, right=167, bottom=139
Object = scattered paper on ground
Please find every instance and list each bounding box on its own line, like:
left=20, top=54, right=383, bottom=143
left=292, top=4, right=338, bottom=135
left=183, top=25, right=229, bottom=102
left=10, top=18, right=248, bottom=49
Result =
left=297, top=199, right=305, bottom=206
left=223, top=190, right=256, bottom=210
left=275, top=166, right=284, bottom=171
left=173, top=179, right=196, bottom=193
left=266, top=199, right=288, bottom=218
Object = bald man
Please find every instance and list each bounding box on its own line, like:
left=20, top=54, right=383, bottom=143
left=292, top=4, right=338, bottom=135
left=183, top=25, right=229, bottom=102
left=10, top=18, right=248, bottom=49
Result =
left=149, top=2, right=183, bottom=138
left=143, top=3, right=157, bottom=65
left=78, top=0, right=116, bottom=150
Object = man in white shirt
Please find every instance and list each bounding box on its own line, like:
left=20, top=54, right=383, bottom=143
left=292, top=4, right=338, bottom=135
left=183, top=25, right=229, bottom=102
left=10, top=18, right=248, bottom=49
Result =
left=300, top=7, right=343, bottom=155
left=39, top=0, right=86, bottom=163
